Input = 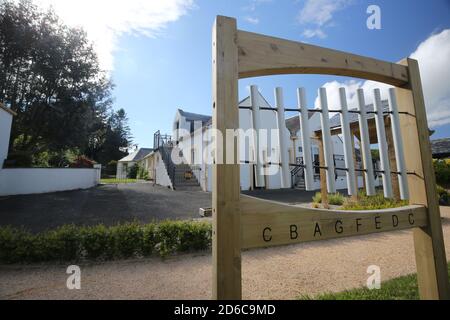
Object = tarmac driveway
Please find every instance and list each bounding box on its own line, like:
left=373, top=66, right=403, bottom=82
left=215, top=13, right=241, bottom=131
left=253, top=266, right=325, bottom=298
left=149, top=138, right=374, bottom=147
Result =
left=0, top=183, right=211, bottom=233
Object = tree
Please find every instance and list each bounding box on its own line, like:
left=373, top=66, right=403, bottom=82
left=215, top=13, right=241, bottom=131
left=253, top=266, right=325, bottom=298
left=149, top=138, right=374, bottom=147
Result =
left=85, top=108, right=132, bottom=165
left=0, top=0, right=115, bottom=166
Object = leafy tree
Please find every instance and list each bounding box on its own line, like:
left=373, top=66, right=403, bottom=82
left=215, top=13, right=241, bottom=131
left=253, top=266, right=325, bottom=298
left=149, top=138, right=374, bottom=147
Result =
left=0, top=0, right=128, bottom=166
left=84, top=108, right=132, bottom=165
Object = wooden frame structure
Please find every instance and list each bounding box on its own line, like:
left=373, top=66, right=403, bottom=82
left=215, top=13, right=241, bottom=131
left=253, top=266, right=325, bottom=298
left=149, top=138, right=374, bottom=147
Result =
left=212, top=16, right=449, bottom=300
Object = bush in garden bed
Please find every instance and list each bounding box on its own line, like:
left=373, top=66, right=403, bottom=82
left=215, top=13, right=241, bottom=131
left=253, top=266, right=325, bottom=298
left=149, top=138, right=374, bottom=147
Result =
left=312, top=192, right=345, bottom=206
left=0, top=221, right=212, bottom=264
left=342, top=190, right=408, bottom=210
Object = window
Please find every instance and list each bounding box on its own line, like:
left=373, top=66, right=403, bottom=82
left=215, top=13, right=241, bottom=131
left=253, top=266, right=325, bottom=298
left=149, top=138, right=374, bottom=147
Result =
left=298, top=147, right=303, bottom=153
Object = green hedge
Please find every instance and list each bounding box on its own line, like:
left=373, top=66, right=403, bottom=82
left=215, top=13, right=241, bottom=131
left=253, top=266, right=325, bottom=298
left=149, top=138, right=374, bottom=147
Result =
left=0, top=221, right=212, bottom=264
left=434, top=159, right=450, bottom=187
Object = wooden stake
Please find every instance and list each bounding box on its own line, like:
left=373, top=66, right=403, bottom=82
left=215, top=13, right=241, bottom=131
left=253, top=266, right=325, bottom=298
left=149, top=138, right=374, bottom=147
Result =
left=212, top=16, right=241, bottom=300
left=385, top=119, right=401, bottom=201
left=317, top=136, right=329, bottom=208
left=396, top=58, right=449, bottom=300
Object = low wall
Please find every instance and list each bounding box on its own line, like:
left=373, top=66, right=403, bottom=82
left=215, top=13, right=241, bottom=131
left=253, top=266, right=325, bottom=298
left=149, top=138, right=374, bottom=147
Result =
left=0, top=167, right=101, bottom=196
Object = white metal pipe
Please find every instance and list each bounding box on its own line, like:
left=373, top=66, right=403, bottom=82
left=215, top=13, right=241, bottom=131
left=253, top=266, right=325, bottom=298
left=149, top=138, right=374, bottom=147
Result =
left=373, top=89, right=393, bottom=198
left=297, top=88, right=314, bottom=191
left=339, top=88, right=357, bottom=196
left=318, top=88, right=336, bottom=194
left=356, top=89, right=376, bottom=196
left=275, top=87, right=291, bottom=188
left=250, top=85, right=265, bottom=188
left=388, top=88, right=409, bottom=200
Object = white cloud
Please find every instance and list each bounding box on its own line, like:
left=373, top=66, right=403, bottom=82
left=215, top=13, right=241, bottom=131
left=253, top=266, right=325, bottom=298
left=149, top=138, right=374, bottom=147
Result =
left=411, top=29, right=450, bottom=127
left=314, top=29, right=450, bottom=128
left=29, top=0, right=195, bottom=71
left=298, top=0, right=352, bottom=39
left=243, top=0, right=272, bottom=12
left=244, top=16, right=260, bottom=25
left=302, top=28, right=326, bottom=39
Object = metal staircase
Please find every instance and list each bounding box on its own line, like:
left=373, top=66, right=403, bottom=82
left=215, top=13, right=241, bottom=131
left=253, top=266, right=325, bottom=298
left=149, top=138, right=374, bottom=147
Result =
left=290, top=157, right=306, bottom=190
left=154, top=131, right=201, bottom=190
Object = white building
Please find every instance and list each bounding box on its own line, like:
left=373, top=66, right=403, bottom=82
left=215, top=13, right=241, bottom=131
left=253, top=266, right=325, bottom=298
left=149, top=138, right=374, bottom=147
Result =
left=141, top=88, right=379, bottom=192
left=116, top=147, right=153, bottom=179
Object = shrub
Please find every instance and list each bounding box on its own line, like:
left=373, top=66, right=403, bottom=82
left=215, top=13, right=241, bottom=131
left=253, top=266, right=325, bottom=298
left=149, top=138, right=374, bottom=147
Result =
left=343, top=190, right=408, bottom=210
left=312, top=192, right=322, bottom=204
left=111, top=222, right=144, bottom=258
left=128, top=163, right=139, bottom=179
left=69, top=155, right=96, bottom=168
left=142, top=223, right=157, bottom=256
left=311, top=192, right=344, bottom=205
left=80, top=225, right=114, bottom=260
left=434, top=159, right=450, bottom=187
left=0, top=227, right=34, bottom=263
left=103, top=160, right=118, bottom=177
left=0, top=221, right=212, bottom=264
left=137, top=165, right=149, bottom=180
left=436, top=185, right=449, bottom=206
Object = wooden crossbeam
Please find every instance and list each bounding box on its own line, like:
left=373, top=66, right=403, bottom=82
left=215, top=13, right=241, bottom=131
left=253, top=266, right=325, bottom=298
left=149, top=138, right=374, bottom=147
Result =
left=240, top=195, right=427, bottom=249
left=236, top=30, right=409, bottom=86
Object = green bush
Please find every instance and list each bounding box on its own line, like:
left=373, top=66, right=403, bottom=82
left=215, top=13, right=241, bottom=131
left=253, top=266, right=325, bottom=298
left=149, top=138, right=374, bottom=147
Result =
left=137, top=165, right=149, bottom=180
left=343, top=190, right=408, bottom=210
left=312, top=192, right=344, bottom=205
left=112, top=223, right=144, bottom=258
left=127, top=163, right=139, bottom=179
left=0, top=221, right=212, bottom=264
left=436, top=185, right=449, bottom=206
left=80, top=225, right=114, bottom=260
left=434, top=159, right=450, bottom=187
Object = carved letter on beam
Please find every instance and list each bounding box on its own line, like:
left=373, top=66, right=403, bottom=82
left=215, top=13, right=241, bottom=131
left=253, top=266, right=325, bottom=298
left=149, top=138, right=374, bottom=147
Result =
left=240, top=195, right=427, bottom=249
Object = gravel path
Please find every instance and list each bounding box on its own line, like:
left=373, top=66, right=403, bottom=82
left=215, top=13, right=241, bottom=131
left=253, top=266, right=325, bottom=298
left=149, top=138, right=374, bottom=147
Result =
left=1, top=207, right=449, bottom=300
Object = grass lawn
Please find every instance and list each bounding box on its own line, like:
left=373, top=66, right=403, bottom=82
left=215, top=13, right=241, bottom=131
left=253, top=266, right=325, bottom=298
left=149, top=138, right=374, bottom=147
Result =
left=100, top=178, right=138, bottom=184
left=301, top=262, right=450, bottom=300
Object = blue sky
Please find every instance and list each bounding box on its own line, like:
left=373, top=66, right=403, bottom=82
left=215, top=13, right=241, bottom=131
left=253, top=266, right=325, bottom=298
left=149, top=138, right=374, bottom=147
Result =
left=77, top=0, right=450, bottom=148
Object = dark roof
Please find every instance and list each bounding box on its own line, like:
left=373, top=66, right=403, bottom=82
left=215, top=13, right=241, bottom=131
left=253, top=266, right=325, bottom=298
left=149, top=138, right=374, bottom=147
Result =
left=431, top=138, right=450, bottom=156
left=285, top=113, right=315, bottom=135
left=313, top=100, right=389, bottom=132
left=119, top=148, right=153, bottom=162
left=178, top=109, right=211, bottom=125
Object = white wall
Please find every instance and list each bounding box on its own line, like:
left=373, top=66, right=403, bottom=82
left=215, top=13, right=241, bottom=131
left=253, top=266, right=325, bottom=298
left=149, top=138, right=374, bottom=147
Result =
left=154, top=152, right=173, bottom=189
left=0, top=168, right=100, bottom=196
left=0, top=107, right=13, bottom=168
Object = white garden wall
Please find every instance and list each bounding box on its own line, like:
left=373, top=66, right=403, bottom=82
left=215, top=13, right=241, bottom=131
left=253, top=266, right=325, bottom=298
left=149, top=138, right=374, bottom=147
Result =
left=0, top=167, right=101, bottom=196
left=0, top=104, right=14, bottom=168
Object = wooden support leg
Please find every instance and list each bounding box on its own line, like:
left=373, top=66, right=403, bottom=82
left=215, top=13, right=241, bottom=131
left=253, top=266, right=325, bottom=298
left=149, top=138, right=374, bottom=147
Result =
left=385, top=119, right=400, bottom=201
left=396, top=58, right=449, bottom=300
left=350, top=131, right=359, bottom=201
left=212, top=16, right=241, bottom=300
left=317, top=136, right=329, bottom=208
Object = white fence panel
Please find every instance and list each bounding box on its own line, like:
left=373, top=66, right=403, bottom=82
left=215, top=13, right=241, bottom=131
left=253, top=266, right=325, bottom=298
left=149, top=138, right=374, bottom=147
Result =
left=298, top=87, right=314, bottom=191
left=357, top=89, right=376, bottom=196
left=373, top=89, right=393, bottom=198
left=339, top=88, right=357, bottom=196
left=318, top=88, right=336, bottom=193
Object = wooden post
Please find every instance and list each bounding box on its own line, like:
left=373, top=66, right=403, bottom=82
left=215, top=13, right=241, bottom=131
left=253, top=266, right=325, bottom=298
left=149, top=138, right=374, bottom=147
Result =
left=263, top=150, right=269, bottom=189
left=317, top=135, right=329, bottom=208
left=212, top=16, right=241, bottom=300
left=396, top=58, right=449, bottom=300
left=350, top=130, right=359, bottom=201
left=385, top=119, right=401, bottom=201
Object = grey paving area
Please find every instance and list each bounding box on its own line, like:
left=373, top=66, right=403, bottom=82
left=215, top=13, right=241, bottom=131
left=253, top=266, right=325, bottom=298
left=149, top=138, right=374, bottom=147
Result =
left=0, top=183, right=211, bottom=233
